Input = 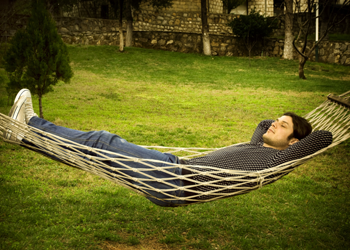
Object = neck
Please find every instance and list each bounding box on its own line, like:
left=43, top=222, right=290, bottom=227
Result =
left=263, top=143, right=287, bottom=151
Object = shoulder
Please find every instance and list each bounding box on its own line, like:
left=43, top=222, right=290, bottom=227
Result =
left=267, top=130, right=333, bottom=167
left=294, top=130, right=333, bottom=148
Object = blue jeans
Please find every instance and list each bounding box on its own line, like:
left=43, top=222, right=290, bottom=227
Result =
left=24, top=117, right=187, bottom=207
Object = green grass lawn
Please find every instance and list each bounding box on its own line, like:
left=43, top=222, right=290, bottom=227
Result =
left=0, top=46, right=350, bottom=250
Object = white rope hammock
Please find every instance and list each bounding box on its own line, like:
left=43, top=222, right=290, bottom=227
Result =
left=1, top=91, right=349, bottom=206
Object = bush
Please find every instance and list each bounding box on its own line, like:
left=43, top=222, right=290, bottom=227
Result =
left=0, top=69, right=10, bottom=107
left=228, top=9, right=278, bottom=65
left=0, top=43, right=11, bottom=68
left=4, top=0, right=73, bottom=118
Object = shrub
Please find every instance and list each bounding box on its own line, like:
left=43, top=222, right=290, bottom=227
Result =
left=228, top=9, right=277, bottom=65
left=4, top=0, right=73, bottom=118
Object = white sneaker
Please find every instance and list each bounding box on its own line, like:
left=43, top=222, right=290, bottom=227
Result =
left=14, top=88, right=31, bottom=104
left=6, top=94, right=30, bottom=141
left=24, top=94, right=38, bottom=123
left=8, top=90, right=31, bottom=124
left=6, top=89, right=38, bottom=141
left=10, top=88, right=38, bottom=123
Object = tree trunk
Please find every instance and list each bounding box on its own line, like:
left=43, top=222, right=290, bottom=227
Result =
left=248, top=48, right=251, bottom=67
left=201, top=0, right=211, bottom=56
left=320, top=2, right=330, bottom=41
left=119, top=0, right=124, bottom=52
left=39, top=95, right=44, bottom=119
left=298, top=56, right=307, bottom=79
left=125, top=0, right=133, bottom=47
left=345, top=17, right=350, bottom=34
left=283, top=0, right=294, bottom=60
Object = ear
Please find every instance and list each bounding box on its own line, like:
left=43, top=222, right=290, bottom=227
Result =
left=289, top=138, right=299, bottom=145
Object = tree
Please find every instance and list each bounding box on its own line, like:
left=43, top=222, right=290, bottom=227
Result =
left=228, top=9, right=277, bottom=66
left=293, top=0, right=350, bottom=79
left=125, top=0, right=173, bottom=47
left=108, top=0, right=173, bottom=50
left=201, top=0, right=211, bottom=55
left=283, top=0, right=294, bottom=59
left=125, top=0, right=133, bottom=47
left=50, top=0, right=172, bottom=49
left=119, top=0, right=125, bottom=52
left=4, top=0, right=73, bottom=118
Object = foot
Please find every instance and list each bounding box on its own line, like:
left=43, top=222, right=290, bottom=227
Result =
left=14, top=88, right=31, bottom=104
left=24, top=93, right=38, bottom=123
left=6, top=91, right=31, bottom=141
left=10, top=88, right=38, bottom=123
left=8, top=90, right=31, bottom=124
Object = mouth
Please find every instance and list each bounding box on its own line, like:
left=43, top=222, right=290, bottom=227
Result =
left=268, top=128, right=275, bottom=134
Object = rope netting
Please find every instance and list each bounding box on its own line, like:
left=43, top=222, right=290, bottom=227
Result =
left=0, top=91, right=349, bottom=205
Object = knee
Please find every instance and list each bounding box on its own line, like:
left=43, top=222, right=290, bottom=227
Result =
left=98, top=130, right=123, bottom=141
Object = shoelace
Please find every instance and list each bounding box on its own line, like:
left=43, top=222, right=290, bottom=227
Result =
left=25, top=98, right=38, bottom=123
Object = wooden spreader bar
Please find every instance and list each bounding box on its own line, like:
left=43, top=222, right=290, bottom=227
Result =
left=328, top=94, right=350, bottom=108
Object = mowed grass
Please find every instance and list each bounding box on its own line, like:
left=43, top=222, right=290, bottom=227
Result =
left=0, top=45, right=349, bottom=250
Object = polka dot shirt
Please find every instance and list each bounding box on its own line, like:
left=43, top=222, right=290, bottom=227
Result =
left=181, top=120, right=333, bottom=199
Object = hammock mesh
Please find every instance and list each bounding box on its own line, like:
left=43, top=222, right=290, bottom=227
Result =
left=1, top=91, right=349, bottom=205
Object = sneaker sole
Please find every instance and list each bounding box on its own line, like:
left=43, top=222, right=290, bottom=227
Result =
left=6, top=96, right=27, bottom=140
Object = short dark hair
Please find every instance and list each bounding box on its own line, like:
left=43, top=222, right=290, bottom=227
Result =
left=283, top=112, right=312, bottom=140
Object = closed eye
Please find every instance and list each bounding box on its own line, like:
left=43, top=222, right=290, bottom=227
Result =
left=276, top=118, right=288, bottom=128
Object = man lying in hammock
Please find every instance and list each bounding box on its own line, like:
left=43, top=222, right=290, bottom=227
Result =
left=6, top=89, right=333, bottom=207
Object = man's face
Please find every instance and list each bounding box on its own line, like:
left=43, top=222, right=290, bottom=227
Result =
left=263, top=115, right=298, bottom=150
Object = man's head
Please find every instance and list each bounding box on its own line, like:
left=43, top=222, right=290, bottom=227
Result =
left=263, top=112, right=312, bottom=150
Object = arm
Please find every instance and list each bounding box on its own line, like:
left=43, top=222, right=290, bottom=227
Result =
left=266, top=130, right=333, bottom=167
left=250, top=120, right=274, bottom=145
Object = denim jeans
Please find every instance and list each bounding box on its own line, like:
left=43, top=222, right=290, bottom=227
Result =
left=24, top=117, right=187, bottom=207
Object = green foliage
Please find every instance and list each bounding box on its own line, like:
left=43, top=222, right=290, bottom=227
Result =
left=0, top=43, right=11, bottom=68
left=228, top=9, right=276, bottom=39
left=4, top=0, right=73, bottom=118
left=0, top=70, right=7, bottom=85
left=160, top=233, right=185, bottom=244
left=3, top=30, right=27, bottom=94
left=127, top=235, right=141, bottom=245
left=329, top=33, right=350, bottom=42
left=227, top=9, right=277, bottom=63
left=0, top=69, right=10, bottom=107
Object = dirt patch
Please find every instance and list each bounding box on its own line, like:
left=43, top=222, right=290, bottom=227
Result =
left=100, top=239, right=180, bottom=250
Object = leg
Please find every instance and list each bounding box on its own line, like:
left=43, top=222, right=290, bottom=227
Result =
left=24, top=117, right=186, bottom=206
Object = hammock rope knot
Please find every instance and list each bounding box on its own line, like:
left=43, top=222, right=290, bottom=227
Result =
left=257, top=172, right=265, bottom=189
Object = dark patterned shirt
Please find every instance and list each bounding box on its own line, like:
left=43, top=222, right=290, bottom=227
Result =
left=181, top=120, right=333, bottom=199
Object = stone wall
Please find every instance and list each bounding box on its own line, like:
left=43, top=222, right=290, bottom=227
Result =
left=54, top=15, right=350, bottom=65
left=140, top=0, right=223, bottom=13
left=134, top=33, right=350, bottom=65
left=132, top=11, right=235, bottom=35
left=248, top=0, right=274, bottom=16
left=209, top=0, right=224, bottom=14
left=57, top=17, right=119, bottom=45
left=2, top=14, right=350, bottom=65
left=293, top=40, right=350, bottom=65
left=140, top=0, right=201, bottom=12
